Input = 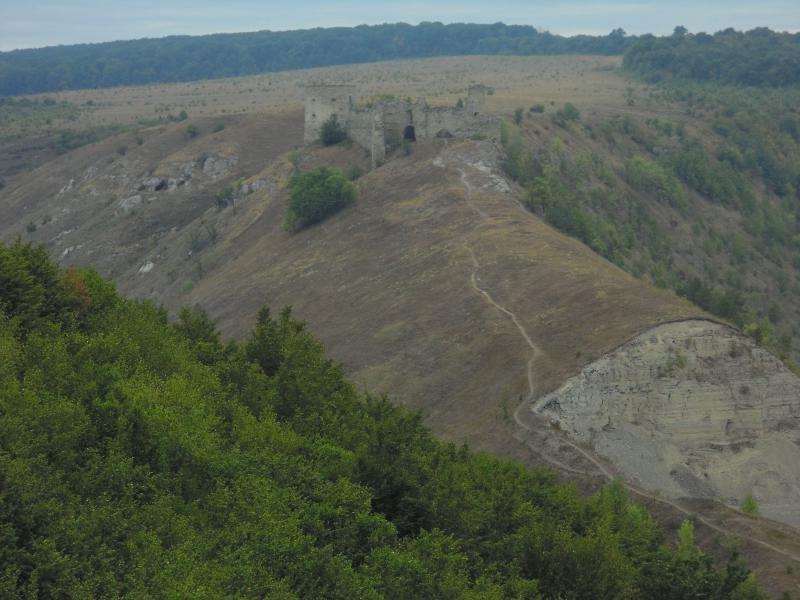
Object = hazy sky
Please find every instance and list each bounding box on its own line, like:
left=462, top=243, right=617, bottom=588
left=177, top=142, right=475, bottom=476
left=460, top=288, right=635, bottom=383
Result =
left=1, top=0, right=798, bottom=52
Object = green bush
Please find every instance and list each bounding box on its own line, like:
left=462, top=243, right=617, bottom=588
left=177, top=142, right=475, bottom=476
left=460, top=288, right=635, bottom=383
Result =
left=344, top=165, right=363, bottom=181
left=214, top=183, right=237, bottom=210
left=514, top=107, right=524, bottom=125
left=319, top=114, right=348, bottom=146
left=530, top=103, right=546, bottom=113
left=741, top=495, right=760, bottom=516
left=285, top=166, right=356, bottom=231
left=663, top=139, right=744, bottom=206
left=563, top=103, right=580, bottom=120
left=553, top=102, right=581, bottom=126
left=625, top=156, right=688, bottom=213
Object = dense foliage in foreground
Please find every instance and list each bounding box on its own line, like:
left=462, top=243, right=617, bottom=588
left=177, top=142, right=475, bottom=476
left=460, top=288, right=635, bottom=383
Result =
left=0, top=22, right=633, bottom=96
left=0, top=241, right=764, bottom=598
left=624, top=28, right=800, bottom=87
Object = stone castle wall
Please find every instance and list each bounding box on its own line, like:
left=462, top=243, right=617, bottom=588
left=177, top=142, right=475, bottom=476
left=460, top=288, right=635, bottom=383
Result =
left=303, top=84, right=356, bottom=144
left=302, top=84, right=500, bottom=166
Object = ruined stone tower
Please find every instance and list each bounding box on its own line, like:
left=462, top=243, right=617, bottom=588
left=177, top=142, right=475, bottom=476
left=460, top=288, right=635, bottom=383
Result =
left=465, top=84, right=488, bottom=116
left=302, top=84, right=500, bottom=167
left=302, top=84, right=355, bottom=144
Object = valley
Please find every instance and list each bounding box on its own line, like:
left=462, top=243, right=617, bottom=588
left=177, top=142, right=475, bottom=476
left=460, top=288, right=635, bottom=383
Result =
left=2, top=53, right=799, bottom=597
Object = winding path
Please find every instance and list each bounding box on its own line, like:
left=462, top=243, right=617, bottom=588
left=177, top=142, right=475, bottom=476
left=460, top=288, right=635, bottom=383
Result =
left=449, top=156, right=800, bottom=567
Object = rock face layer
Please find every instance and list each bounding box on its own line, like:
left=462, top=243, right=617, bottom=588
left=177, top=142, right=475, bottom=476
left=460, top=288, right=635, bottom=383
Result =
left=535, top=319, right=800, bottom=525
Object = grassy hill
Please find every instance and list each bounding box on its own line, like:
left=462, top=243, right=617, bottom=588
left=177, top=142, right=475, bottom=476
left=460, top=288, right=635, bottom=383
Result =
left=1, top=55, right=800, bottom=596
left=502, top=86, right=800, bottom=369
left=1, top=240, right=768, bottom=598
left=0, top=107, right=703, bottom=437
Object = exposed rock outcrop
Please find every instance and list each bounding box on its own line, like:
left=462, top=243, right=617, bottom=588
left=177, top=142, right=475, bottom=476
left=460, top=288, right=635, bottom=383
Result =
left=534, top=319, right=800, bottom=525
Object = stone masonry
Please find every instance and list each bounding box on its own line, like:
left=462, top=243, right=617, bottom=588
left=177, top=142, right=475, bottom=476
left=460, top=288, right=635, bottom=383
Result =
left=302, top=84, right=501, bottom=166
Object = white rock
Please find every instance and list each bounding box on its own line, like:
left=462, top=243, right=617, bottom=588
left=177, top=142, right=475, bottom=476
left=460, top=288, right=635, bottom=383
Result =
left=117, top=195, right=142, bottom=214
left=535, top=319, right=800, bottom=526
left=58, top=179, right=75, bottom=195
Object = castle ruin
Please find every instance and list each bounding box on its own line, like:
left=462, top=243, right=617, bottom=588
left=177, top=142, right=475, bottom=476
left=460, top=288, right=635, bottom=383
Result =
left=303, top=84, right=500, bottom=166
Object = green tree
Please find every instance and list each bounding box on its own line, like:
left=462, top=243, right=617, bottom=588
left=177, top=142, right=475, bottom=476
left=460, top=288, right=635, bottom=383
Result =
left=552, top=102, right=581, bottom=127
left=319, top=114, right=348, bottom=146
left=285, top=166, right=356, bottom=231
left=741, top=495, right=759, bottom=516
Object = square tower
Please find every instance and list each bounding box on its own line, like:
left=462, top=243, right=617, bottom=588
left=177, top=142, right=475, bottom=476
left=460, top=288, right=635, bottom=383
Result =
left=302, top=84, right=356, bottom=144
left=465, top=84, right=488, bottom=117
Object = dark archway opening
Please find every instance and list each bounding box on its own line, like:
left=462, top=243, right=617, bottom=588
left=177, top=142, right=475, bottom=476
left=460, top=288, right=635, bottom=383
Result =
left=403, top=126, right=416, bottom=142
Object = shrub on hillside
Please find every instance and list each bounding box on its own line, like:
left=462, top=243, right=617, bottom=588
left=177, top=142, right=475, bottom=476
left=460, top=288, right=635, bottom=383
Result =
left=319, top=114, right=348, bottom=146
left=625, top=156, right=688, bottom=213
left=344, top=165, right=363, bottom=181
left=553, top=102, right=581, bottom=126
left=285, top=166, right=356, bottom=232
left=741, top=495, right=760, bottom=516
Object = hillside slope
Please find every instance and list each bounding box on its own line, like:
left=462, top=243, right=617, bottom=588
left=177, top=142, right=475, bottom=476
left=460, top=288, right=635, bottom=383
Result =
left=0, top=113, right=703, bottom=433
left=1, top=241, right=770, bottom=599
left=2, top=106, right=800, bottom=595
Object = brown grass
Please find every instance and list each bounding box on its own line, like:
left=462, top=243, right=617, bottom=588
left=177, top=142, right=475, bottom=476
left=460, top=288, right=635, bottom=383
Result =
left=14, top=55, right=645, bottom=129
left=2, top=56, right=799, bottom=595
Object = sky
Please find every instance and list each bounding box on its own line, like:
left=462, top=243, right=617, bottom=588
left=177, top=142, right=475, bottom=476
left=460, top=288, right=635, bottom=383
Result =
left=1, top=0, right=798, bottom=52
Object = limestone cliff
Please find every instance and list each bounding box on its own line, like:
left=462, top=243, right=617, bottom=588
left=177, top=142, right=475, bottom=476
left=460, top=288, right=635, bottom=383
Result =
left=534, top=319, right=800, bottom=526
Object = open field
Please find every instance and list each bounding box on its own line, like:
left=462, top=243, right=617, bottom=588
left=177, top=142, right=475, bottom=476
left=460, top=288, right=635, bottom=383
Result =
left=0, top=55, right=637, bottom=178
left=0, top=54, right=709, bottom=183
left=9, top=54, right=690, bottom=131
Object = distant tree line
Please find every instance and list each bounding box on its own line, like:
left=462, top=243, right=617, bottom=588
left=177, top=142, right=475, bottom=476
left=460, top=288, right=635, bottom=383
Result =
left=0, top=23, right=633, bottom=96
left=624, top=27, right=800, bottom=87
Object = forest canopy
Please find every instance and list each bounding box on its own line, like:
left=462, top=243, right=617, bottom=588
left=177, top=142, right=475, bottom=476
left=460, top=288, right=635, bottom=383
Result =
left=623, top=27, right=800, bottom=87
left=0, top=22, right=633, bottom=96
left=2, top=23, right=797, bottom=96
left=0, top=240, right=766, bottom=598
